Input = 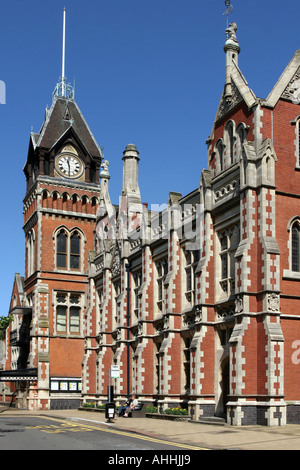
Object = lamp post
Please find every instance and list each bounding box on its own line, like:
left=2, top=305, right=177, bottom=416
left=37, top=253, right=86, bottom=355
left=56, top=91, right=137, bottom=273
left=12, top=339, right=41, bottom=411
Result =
left=125, top=263, right=131, bottom=398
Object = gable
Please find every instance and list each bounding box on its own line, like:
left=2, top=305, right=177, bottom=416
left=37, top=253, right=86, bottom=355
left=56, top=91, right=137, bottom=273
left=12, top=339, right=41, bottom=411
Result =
left=9, top=273, right=24, bottom=311
left=263, top=50, right=300, bottom=108
left=37, top=98, right=101, bottom=158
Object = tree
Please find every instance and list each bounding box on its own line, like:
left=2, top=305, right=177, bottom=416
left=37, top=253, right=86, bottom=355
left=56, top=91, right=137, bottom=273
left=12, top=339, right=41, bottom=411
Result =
left=0, top=316, right=13, bottom=341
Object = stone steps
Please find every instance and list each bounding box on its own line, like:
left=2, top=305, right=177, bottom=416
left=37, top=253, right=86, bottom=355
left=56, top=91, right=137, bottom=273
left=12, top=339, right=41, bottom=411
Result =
left=195, top=416, right=226, bottom=426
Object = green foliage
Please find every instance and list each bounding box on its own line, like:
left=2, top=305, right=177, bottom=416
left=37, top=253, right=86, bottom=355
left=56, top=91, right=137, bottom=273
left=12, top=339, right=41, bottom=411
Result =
left=82, top=402, right=106, bottom=409
left=146, top=405, right=188, bottom=415
left=163, top=406, right=188, bottom=415
left=0, top=315, right=13, bottom=340
left=146, top=405, right=158, bottom=413
left=82, top=402, right=96, bottom=408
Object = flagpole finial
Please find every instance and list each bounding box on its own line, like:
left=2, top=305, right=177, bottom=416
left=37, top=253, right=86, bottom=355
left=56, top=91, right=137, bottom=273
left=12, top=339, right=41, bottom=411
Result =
left=53, top=8, right=74, bottom=101
left=224, top=0, right=233, bottom=31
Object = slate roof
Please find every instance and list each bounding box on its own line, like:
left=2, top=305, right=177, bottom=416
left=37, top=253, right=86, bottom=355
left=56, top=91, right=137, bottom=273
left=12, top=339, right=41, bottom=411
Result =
left=33, top=96, right=101, bottom=158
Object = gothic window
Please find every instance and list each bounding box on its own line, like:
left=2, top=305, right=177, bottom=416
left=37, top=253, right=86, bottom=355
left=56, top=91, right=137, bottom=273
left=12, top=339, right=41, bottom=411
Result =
left=55, top=292, right=82, bottom=335
left=96, top=288, right=104, bottom=332
left=292, top=221, right=300, bottom=272
left=184, top=248, right=200, bottom=304
left=113, top=281, right=121, bottom=329
left=155, top=258, right=168, bottom=313
left=216, top=140, right=224, bottom=172
left=226, top=122, right=234, bottom=165
left=55, top=228, right=83, bottom=271
left=218, top=226, right=240, bottom=298
left=297, top=118, right=300, bottom=168
left=57, top=230, right=67, bottom=268
left=26, top=230, right=35, bottom=277
left=70, top=231, right=81, bottom=270
left=154, top=340, right=162, bottom=394
left=42, top=190, right=48, bottom=207
left=132, top=270, right=142, bottom=322
left=182, top=335, right=191, bottom=393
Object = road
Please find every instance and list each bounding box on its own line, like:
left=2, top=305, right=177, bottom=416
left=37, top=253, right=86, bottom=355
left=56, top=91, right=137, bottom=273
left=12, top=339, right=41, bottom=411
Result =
left=0, top=414, right=203, bottom=456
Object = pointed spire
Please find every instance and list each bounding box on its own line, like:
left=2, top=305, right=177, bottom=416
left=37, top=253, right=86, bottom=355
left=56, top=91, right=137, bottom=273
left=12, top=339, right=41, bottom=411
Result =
left=53, top=8, right=74, bottom=101
left=223, top=2, right=240, bottom=103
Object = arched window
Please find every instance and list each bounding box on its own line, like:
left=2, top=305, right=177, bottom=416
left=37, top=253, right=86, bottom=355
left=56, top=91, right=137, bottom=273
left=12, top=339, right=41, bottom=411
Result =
left=292, top=221, right=300, bottom=272
left=227, top=123, right=234, bottom=165
left=57, top=230, right=67, bottom=269
left=70, top=231, right=81, bottom=270
left=297, top=118, right=300, bottom=168
left=216, top=140, right=224, bottom=172
left=55, top=228, right=82, bottom=271
left=27, top=230, right=35, bottom=277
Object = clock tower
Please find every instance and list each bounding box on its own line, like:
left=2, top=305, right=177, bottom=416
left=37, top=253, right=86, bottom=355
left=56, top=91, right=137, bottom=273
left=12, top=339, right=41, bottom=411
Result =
left=20, top=70, right=103, bottom=409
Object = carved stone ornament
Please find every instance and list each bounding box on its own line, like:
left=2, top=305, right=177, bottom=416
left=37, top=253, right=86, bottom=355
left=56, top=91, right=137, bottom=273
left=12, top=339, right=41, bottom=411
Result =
left=182, top=307, right=202, bottom=327
left=235, top=296, right=243, bottom=314
left=267, top=293, right=280, bottom=312
left=111, top=242, right=121, bottom=276
left=217, top=306, right=235, bottom=319
left=282, top=67, right=300, bottom=104
left=163, top=314, right=169, bottom=330
left=216, top=82, right=243, bottom=121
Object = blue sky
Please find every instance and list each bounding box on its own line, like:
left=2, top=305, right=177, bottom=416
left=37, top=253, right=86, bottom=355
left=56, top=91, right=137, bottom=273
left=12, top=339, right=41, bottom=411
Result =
left=0, top=0, right=299, bottom=315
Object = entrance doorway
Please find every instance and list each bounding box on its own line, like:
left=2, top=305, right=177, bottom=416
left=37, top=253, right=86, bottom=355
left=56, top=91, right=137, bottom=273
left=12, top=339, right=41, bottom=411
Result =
left=216, top=357, right=229, bottom=418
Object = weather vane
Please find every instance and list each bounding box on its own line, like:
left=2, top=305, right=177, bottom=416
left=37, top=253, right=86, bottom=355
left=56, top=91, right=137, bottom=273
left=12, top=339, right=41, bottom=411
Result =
left=224, top=0, right=233, bottom=30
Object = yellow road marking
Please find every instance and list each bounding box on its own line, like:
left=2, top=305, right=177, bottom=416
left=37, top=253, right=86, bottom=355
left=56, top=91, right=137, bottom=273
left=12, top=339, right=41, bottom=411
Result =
left=23, top=415, right=208, bottom=450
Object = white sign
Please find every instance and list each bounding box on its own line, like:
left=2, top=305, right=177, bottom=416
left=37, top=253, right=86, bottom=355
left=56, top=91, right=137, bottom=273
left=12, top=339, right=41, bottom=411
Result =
left=110, top=365, right=120, bottom=378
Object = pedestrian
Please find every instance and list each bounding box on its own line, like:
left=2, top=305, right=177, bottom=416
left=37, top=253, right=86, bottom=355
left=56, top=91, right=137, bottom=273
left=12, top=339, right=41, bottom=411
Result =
left=124, top=394, right=139, bottom=417
left=117, top=397, right=132, bottom=417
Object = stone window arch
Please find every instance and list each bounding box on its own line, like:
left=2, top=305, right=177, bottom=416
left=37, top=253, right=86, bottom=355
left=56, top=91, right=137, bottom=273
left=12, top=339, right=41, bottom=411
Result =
left=216, top=139, right=224, bottom=172
left=54, top=226, right=85, bottom=272
left=225, top=120, right=235, bottom=166
left=26, top=229, right=35, bottom=277
left=289, top=217, right=300, bottom=272
left=296, top=117, right=300, bottom=168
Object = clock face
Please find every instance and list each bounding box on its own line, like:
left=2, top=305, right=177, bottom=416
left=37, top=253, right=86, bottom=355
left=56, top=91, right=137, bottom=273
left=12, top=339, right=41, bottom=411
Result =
left=55, top=153, right=83, bottom=178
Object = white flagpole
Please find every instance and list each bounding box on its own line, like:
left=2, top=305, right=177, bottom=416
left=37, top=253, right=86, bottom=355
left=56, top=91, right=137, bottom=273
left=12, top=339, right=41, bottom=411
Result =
left=62, top=8, right=66, bottom=96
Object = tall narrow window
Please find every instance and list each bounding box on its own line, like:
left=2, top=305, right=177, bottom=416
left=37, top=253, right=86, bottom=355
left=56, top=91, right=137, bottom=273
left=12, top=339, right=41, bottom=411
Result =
left=57, top=230, right=67, bottom=268
left=156, top=259, right=168, bottom=313
left=56, top=228, right=82, bottom=271
left=70, top=231, right=80, bottom=270
left=184, top=248, right=200, bottom=304
left=182, top=336, right=191, bottom=393
left=218, top=226, right=239, bottom=297
left=217, top=140, right=224, bottom=172
left=112, top=281, right=121, bottom=330
left=228, top=123, right=234, bottom=165
left=132, top=270, right=142, bottom=321
left=297, top=118, right=300, bottom=167
left=70, top=307, right=80, bottom=334
left=57, top=305, right=67, bottom=333
left=292, top=222, right=300, bottom=272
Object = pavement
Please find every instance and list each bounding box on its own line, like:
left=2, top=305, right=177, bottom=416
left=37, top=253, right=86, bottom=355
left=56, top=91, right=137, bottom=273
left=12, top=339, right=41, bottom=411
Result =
left=1, top=404, right=300, bottom=450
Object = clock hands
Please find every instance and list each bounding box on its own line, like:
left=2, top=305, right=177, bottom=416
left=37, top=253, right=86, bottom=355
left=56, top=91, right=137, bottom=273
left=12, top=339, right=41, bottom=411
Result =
left=56, top=153, right=82, bottom=178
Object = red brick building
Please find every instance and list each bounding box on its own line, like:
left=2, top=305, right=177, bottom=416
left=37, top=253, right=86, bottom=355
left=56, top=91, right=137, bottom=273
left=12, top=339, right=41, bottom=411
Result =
left=1, top=20, right=300, bottom=426
left=0, top=79, right=102, bottom=410
left=81, top=23, right=300, bottom=426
